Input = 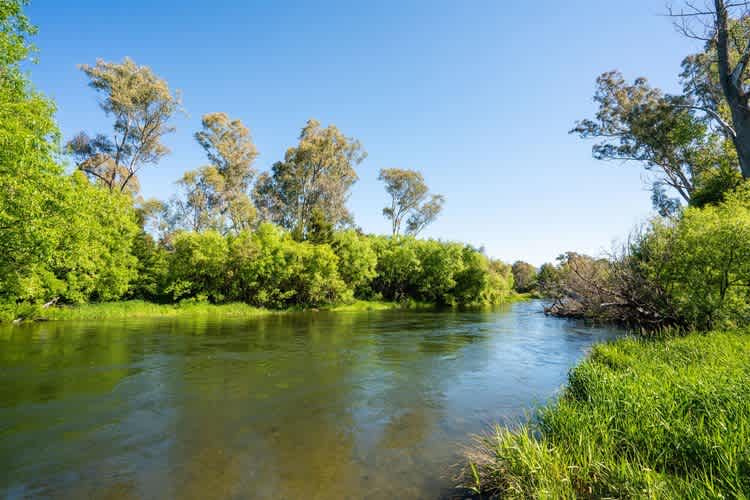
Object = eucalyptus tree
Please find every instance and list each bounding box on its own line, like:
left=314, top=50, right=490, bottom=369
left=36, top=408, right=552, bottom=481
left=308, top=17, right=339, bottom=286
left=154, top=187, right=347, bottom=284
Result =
left=173, top=113, right=258, bottom=234
left=378, top=168, right=445, bottom=236
left=67, top=57, right=181, bottom=194
left=574, top=1, right=750, bottom=213
left=668, top=0, right=750, bottom=179
left=571, top=71, right=739, bottom=214
left=254, top=119, right=366, bottom=240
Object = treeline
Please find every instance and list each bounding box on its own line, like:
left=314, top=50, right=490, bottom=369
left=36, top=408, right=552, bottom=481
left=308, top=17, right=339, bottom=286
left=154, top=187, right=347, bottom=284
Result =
left=133, top=227, right=513, bottom=308
left=0, top=1, right=513, bottom=318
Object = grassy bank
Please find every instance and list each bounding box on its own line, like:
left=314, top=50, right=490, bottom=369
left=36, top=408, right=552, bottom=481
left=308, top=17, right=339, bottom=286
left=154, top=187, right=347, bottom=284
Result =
left=1, top=299, right=428, bottom=323
left=461, top=330, right=750, bottom=498
left=2, top=295, right=530, bottom=324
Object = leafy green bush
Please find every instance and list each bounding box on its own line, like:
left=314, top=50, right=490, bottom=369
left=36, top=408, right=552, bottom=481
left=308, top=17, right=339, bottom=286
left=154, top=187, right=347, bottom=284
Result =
left=167, top=230, right=229, bottom=302
left=633, top=185, right=750, bottom=330
left=331, top=230, right=377, bottom=296
left=227, top=224, right=349, bottom=308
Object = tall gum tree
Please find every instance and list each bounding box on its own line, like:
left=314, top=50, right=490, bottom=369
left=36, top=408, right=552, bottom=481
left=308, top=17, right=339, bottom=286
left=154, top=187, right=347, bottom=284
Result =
left=378, top=167, right=445, bottom=237
left=67, top=58, right=181, bottom=194
left=669, top=0, right=750, bottom=179
left=254, top=119, right=366, bottom=240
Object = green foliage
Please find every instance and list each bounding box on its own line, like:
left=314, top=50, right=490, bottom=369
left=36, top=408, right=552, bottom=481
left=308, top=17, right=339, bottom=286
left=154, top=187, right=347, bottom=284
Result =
left=370, top=236, right=513, bottom=306
left=378, top=167, right=445, bottom=236
left=172, top=112, right=258, bottom=233
left=331, top=229, right=377, bottom=295
left=511, top=261, right=537, bottom=293
left=646, top=186, right=750, bottom=329
left=67, top=57, right=181, bottom=194
left=463, top=330, right=750, bottom=498
left=56, top=174, right=139, bottom=303
left=129, top=230, right=169, bottom=301
left=167, top=230, right=229, bottom=302
left=253, top=119, right=366, bottom=239
left=226, top=223, right=350, bottom=308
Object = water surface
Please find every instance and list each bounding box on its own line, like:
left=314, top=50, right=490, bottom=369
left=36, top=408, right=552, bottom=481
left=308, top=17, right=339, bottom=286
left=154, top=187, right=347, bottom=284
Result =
left=0, top=300, right=620, bottom=499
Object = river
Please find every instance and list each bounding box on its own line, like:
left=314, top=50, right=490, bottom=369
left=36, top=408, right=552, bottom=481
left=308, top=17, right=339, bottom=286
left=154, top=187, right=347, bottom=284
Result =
left=0, top=300, right=620, bottom=499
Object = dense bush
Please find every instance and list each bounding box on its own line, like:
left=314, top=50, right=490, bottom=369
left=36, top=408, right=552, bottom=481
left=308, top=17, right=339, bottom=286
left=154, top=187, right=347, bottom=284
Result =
left=647, top=186, right=750, bottom=329
left=130, top=229, right=514, bottom=310
left=370, top=236, right=513, bottom=306
left=225, top=224, right=350, bottom=308
left=541, top=183, right=750, bottom=330
left=331, top=229, right=377, bottom=297
left=166, top=230, right=229, bottom=302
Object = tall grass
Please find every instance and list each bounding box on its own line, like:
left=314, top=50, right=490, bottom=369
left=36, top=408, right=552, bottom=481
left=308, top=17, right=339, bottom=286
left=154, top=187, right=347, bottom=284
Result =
left=461, top=330, right=750, bottom=498
left=4, top=299, right=429, bottom=323
left=37, top=300, right=276, bottom=321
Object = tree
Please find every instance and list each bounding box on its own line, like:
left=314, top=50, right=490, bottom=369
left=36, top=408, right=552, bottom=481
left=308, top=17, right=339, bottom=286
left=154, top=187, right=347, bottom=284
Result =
left=511, top=261, right=538, bottom=293
left=0, top=2, right=140, bottom=306
left=668, top=1, right=750, bottom=179
left=571, top=71, right=738, bottom=212
left=172, top=166, right=226, bottom=232
left=254, top=119, right=366, bottom=240
left=405, top=193, right=445, bottom=236
left=67, top=58, right=181, bottom=194
left=378, top=167, right=445, bottom=236
left=172, top=113, right=258, bottom=234
left=194, top=112, right=258, bottom=192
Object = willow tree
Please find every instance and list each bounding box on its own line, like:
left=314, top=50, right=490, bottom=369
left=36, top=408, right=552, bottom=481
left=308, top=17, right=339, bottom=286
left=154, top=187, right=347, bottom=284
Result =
left=67, top=58, right=181, bottom=194
left=254, top=119, right=366, bottom=240
left=379, top=167, right=445, bottom=236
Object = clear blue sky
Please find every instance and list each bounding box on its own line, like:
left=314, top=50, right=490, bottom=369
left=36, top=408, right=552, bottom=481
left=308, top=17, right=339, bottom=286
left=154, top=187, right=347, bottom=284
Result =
left=26, top=0, right=699, bottom=265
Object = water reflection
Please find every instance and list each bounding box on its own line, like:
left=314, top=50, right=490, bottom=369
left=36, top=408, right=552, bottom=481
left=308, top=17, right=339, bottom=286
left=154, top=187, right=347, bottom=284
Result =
left=0, top=301, right=620, bottom=499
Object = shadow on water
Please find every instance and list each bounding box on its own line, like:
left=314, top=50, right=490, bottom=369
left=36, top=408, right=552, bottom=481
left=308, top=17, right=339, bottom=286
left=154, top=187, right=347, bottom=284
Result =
left=0, top=300, right=621, bottom=499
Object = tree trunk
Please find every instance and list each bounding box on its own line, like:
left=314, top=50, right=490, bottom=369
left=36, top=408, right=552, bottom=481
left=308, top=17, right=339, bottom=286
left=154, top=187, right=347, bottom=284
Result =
left=714, top=0, right=750, bottom=179
left=732, top=114, right=750, bottom=178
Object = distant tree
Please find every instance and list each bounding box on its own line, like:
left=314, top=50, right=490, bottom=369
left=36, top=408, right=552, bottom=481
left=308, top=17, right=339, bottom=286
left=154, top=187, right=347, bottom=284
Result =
left=172, top=166, right=225, bottom=232
left=67, top=58, right=181, bottom=194
left=406, top=194, right=445, bottom=236
left=511, top=261, right=538, bottom=293
left=536, top=263, right=559, bottom=297
left=378, top=167, right=445, bottom=237
left=194, top=112, right=258, bottom=191
left=254, top=119, right=366, bottom=240
left=173, top=113, right=258, bottom=233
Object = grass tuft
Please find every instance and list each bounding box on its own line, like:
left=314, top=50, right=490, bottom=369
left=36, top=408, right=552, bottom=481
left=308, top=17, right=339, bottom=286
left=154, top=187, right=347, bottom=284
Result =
left=461, top=330, right=750, bottom=499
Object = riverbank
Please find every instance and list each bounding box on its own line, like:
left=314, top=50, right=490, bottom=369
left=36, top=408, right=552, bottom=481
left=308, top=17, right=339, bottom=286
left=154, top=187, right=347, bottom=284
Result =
left=460, top=329, right=750, bottom=498
left=0, top=299, right=417, bottom=323
left=1, top=295, right=531, bottom=324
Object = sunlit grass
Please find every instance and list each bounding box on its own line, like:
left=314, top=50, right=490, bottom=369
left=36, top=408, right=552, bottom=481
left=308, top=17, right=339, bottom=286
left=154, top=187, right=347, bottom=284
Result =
left=461, top=329, right=750, bottom=498
left=3, top=299, right=433, bottom=323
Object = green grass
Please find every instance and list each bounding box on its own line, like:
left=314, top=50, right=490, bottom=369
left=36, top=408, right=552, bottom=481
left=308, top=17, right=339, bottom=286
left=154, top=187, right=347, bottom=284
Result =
left=461, top=330, right=750, bottom=499
left=323, top=299, right=434, bottom=312
left=37, top=300, right=277, bottom=321
left=3, top=299, right=431, bottom=323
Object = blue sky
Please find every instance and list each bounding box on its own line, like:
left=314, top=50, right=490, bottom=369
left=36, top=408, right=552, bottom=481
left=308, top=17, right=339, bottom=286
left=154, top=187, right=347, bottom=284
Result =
left=26, top=0, right=699, bottom=265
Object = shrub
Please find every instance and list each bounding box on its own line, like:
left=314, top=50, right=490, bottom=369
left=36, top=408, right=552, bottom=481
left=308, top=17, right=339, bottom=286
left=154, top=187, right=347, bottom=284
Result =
left=167, top=230, right=229, bottom=302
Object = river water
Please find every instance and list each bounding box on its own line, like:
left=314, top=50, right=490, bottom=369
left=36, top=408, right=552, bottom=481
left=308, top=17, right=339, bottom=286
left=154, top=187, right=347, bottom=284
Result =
left=0, top=300, right=620, bottom=499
